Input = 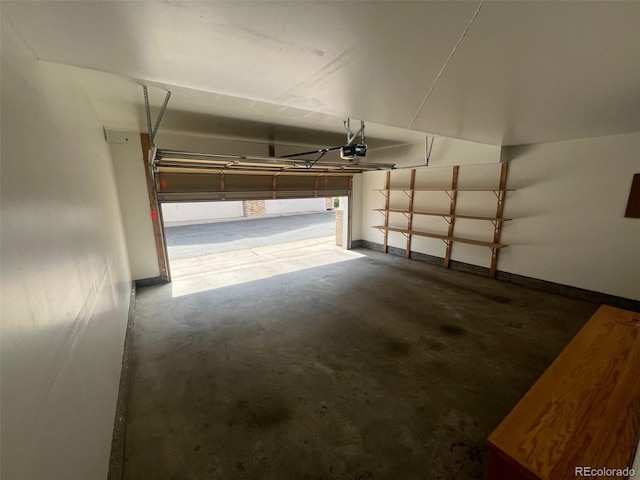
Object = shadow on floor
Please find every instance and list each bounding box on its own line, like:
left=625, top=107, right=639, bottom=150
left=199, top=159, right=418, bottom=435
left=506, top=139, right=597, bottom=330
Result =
left=125, top=246, right=597, bottom=480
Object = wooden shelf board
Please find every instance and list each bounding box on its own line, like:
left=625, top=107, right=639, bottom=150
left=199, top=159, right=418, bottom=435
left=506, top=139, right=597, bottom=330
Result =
left=373, top=226, right=508, bottom=249
left=373, top=208, right=512, bottom=221
left=374, top=188, right=515, bottom=192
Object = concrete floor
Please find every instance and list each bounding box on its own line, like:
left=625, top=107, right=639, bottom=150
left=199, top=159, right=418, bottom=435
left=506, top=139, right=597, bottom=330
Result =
left=124, top=242, right=598, bottom=480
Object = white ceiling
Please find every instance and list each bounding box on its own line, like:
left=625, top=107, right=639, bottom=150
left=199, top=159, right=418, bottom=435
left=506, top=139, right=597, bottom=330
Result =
left=3, top=1, right=639, bottom=147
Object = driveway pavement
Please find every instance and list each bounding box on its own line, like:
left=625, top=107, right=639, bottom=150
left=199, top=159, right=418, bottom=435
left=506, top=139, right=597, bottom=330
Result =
left=164, top=211, right=336, bottom=260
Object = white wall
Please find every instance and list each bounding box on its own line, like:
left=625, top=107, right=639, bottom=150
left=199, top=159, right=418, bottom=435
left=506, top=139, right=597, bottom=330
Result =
left=161, top=201, right=243, bottom=226
left=357, top=135, right=502, bottom=244
left=500, top=133, right=640, bottom=300
left=264, top=198, right=326, bottom=215
left=110, top=131, right=269, bottom=279
left=162, top=199, right=327, bottom=227
left=110, top=131, right=336, bottom=274
left=109, top=132, right=160, bottom=280
left=1, top=20, right=131, bottom=480
left=359, top=132, right=640, bottom=301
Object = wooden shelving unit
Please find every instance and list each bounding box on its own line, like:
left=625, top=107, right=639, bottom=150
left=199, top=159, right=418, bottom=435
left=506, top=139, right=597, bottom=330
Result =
left=372, top=209, right=512, bottom=222
left=373, top=163, right=512, bottom=278
left=375, top=187, right=511, bottom=192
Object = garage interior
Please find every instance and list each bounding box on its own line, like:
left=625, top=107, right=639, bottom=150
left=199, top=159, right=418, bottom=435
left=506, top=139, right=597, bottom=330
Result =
left=1, top=2, right=639, bottom=480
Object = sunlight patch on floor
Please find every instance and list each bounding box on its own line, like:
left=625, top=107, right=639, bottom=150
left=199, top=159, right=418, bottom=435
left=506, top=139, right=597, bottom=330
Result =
left=170, top=236, right=364, bottom=298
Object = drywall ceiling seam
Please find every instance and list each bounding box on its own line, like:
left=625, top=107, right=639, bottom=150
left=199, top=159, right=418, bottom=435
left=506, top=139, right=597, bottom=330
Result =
left=407, top=0, right=485, bottom=130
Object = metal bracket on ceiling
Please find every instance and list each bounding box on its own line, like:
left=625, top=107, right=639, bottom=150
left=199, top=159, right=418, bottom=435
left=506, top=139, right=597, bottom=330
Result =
left=341, top=118, right=368, bottom=162
left=143, top=85, right=172, bottom=148
left=343, top=118, right=365, bottom=146
left=425, top=135, right=434, bottom=166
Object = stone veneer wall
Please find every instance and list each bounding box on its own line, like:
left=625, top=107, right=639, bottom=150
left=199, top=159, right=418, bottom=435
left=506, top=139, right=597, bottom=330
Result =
left=335, top=209, right=343, bottom=246
left=242, top=200, right=266, bottom=217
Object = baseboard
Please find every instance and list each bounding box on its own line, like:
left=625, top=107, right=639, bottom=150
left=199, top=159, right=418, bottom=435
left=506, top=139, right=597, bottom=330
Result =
left=354, top=240, right=640, bottom=312
left=135, top=276, right=167, bottom=288
left=107, top=282, right=136, bottom=480
left=496, top=271, right=640, bottom=312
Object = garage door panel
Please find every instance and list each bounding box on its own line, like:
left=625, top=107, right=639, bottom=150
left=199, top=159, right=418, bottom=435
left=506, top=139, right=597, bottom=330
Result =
left=158, top=173, right=220, bottom=193
left=156, top=171, right=352, bottom=201
left=275, top=175, right=315, bottom=190
left=153, top=148, right=393, bottom=202
left=225, top=175, right=272, bottom=191
left=325, top=177, right=352, bottom=190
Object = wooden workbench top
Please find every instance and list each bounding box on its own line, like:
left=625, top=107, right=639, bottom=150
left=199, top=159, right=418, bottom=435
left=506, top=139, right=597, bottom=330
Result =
left=487, top=305, right=640, bottom=479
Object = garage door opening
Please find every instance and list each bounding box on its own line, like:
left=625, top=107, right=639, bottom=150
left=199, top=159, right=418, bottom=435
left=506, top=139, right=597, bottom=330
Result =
left=161, top=197, right=350, bottom=290
left=142, top=141, right=393, bottom=286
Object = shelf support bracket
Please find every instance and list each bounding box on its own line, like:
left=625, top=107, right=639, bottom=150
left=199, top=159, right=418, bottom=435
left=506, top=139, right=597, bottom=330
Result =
left=405, top=169, right=416, bottom=258
left=489, top=247, right=499, bottom=279
left=220, top=172, right=226, bottom=201
left=444, top=166, right=459, bottom=269
left=383, top=171, right=391, bottom=253
left=489, top=163, right=509, bottom=279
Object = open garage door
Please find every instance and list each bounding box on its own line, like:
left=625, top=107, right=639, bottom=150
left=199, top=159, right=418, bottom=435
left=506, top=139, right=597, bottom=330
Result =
left=153, top=149, right=392, bottom=202
left=141, top=138, right=394, bottom=283
left=156, top=169, right=352, bottom=202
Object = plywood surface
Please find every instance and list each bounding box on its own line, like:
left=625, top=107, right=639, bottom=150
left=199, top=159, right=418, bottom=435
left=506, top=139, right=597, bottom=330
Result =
left=487, top=305, right=640, bottom=479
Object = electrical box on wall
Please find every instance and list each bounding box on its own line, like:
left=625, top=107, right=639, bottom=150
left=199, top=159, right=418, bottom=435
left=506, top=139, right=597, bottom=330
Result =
left=104, top=128, right=130, bottom=145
